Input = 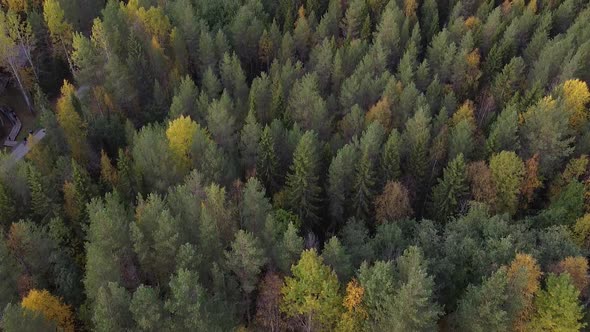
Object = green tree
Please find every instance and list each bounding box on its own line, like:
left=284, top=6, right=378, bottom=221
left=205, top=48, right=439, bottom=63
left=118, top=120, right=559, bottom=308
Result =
left=27, top=164, right=51, bottom=220
left=130, top=285, right=165, bottom=332
left=131, top=194, right=181, bottom=284
left=448, top=120, right=475, bottom=161
left=84, top=193, right=130, bottom=302
left=486, top=104, right=520, bottom=155
left=529, top=274, right=585, bottom=332
left=249, top=73, right=273, bottom=123
left=353, top=151, right=377, bottom=220
left=287, top=74, right=330, bottom=139
left=0, top=10, right=34, bottom=112
left=0, top=179, right=16, bottom=227
left=206, top=92, right=237, bottom=152
left=257, top=126, right=279, bottom=193
left=2, top=304, right=56, bottom=332
left=92, top=282, right=133, bottom=332
left=382, top=129, right=402, bottom=181
left=134, top=124, right=180, bottom=193
left=490, top=151, right=525, bottom=215
left=0, top=235, right=19, bottom=310
left=43, top=0, right=73, bottom=72
left=431, top=154, right=468, bottom=222
left=165, top=268, right=211, bottom=331
left=521, top=97, right=574, bottom=177
left=343, top=0, right=367, bottom=40
left=239, top=110, right=261, bottom=173
left=240, top=177, right=271, bottom=234
left=285, top=131, right=322, bottom=225
left=359, top=246, right=441, bottom=331
left=328, top=144, right=359, bottom=225
left=392, top=246, right=441, bottom=331
left=281, top=249, right=342, bottom=331
left=322, top=236, right=353, bottom=282
left=225, top=230, right=267, bottom=321
left=169, top=75, right=199, bottom=120
left=402, top=108, right=432, bottom=191
left=454, top=268, right=511, bottom=332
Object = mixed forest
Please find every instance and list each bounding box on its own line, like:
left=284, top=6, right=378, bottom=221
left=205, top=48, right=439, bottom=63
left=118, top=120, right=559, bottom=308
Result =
left=2, top=0, right=590, bottom=330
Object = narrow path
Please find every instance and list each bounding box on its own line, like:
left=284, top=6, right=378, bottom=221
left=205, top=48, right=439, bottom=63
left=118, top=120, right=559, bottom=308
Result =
left=2, top=129, right=46, bottom=170
left=0, top=105, right=21, bottom=146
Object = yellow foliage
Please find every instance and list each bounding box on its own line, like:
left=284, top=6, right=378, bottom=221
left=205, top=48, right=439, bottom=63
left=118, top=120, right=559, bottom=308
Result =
left=166, top=115, right=198, bottom=169
left=527, top=0, right=538, bottom=13
left=298, top=5, right=306, bottom=19
left=100, top=150, right=118, bottom=187
left=563, top=79, right=590, bottom=129
left=403, top=0, right=418, bottom=17
left=365, top=97, right=392, bottom=130
left=337, top=279, right=367, bottom=332
left=464, top=16, right=481, bottom=30
left=554, top=256, right=589, bottom=296
left=451, top=100, right=477, bottom=128
left=506, top=253, right=542, bottom=332
left=56, top=80, right=88, bottom=164
left=21, top=289, right=75, bottom=332
left=343, top=279, right=365, bottom=312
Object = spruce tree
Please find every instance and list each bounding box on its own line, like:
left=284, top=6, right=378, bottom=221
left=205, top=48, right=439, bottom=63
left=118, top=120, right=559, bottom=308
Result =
left=431, top=154, right=468, bottom=222
left=257, top=126, right=279, bottom=193
left=285, top=131, right=322, bottom=225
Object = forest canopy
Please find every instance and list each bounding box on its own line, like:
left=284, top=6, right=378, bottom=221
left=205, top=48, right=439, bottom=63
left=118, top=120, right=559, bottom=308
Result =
left=1, top=0, right=590, bottom=330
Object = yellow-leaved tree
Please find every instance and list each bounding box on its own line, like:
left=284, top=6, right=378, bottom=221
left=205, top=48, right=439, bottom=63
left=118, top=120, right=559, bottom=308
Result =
left=21, top=289, right=75, bottom=332
left=336, top=279, right=367, bottom=332
left=166, top=115, right=198, bottom=170
left=562, top=79, right=590, bottom=130
left=506, top=253, right=542, bottom=331
left=56, top=80, right=88, bottom=164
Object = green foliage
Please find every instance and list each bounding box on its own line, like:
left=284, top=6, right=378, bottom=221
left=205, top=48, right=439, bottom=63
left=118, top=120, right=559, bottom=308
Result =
left=529, top=274, right=585, bottom=332
left=489, top=151, right=524, bottom=215
left=281, top=249, right=342, bottom=331
left=431, top=154, right=468, bottom=222
left=7, top=1, right=590, bottom=330
left=285, top=131, right=322, bottom=225
left=2, top=304, right=56, bottom=332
